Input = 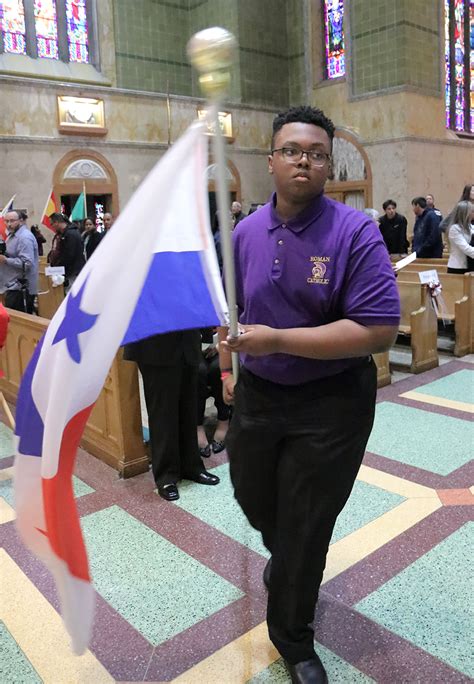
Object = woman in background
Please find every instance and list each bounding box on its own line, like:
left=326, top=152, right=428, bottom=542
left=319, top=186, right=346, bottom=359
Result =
left=446, top=201, right=474, bottom=274
left=82, top=217, right=102, bottom=261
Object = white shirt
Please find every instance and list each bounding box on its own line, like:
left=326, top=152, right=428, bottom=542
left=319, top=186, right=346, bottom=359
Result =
left=447, top=223, right=474, bottom=270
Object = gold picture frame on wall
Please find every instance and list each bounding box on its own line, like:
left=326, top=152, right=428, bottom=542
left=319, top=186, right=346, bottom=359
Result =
left=197, top=108, right=234, bottom=142
left=57, top=96, right=107, bottom=136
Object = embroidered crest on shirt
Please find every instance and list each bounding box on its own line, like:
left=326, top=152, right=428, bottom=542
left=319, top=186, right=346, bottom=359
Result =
left=307, top=256, right=330, bottom=285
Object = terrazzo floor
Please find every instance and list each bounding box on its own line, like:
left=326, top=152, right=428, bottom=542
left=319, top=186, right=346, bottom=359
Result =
left=1, top=357, right=473, bottom=683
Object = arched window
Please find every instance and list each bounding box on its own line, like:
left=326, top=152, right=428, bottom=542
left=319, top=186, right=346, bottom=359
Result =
left=0, top=0, right=92, bottom=64
left=323, top=0, right=345, bottom=79
left=445, top=0, right=473, bottom=134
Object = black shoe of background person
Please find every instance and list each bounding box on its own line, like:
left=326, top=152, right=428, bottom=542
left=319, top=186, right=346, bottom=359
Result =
left=211, top=439, right=226, bottom=454
left=199, top=444, right=211, bottom=458
left=157, top=483, right=179, bottom=501
left=184, top=471, right=220, bottom=486
left=263, top=558, right=272, bottom=590
left=286, top=656, right=328, bottom=684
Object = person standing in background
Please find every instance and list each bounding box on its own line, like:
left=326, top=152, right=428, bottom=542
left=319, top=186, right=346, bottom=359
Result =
left=0, top=210, right=38, bottom=313
left=30, top=225, right=46, bottom=257
left=378, top=199, right=408, bottom=256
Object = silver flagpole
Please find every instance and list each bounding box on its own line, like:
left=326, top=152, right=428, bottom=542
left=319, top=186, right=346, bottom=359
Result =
left=187, top=27, right=240, bottom=379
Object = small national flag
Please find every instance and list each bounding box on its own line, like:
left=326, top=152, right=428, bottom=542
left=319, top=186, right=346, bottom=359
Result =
left=0, top=194, right=16, bottom=240
left=70, top=192, right=86, bottom=223
left=41, top=190, right=60, bottom=232
left=14, top=118, right=228, bottom=654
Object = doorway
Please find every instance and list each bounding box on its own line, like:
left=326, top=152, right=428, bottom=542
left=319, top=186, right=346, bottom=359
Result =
left=208, top=191, right=237, bottom=232
left=61, top=193, right=113, bottom=231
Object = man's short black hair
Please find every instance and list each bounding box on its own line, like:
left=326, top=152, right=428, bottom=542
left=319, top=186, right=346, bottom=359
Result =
left=271, top=106, right=336, bottom=148
left=383, top=199, right=397, bottom=211
left=49, top=212, right=69, bottom=223
left=411, top=197, right=427, bottom=208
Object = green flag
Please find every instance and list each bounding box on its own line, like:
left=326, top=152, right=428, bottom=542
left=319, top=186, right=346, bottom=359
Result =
left=70, top=192, right=86, bottom=222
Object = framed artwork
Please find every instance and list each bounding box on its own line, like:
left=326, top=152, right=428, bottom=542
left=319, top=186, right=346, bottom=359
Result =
left=57, top=96, right=107, bottom=135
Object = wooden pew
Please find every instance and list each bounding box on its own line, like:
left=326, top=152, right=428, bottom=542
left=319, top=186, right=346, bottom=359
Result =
left=36, top=257, right=64, bottom=319
left=395, top=280, right=438, bottom=373
left=0, top=310, right=148, bottom=478
left=397, top=262, right=448, bottom=274
left=397, top=271, right=473, bottom=356
left=374, top=351, right=391, bottom=387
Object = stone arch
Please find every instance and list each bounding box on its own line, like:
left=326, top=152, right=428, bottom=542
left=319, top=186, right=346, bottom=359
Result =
left=52, top=149, right=119, bottom=212
left=325, top=129, right=373, bottom=208
left=206, top=158, right=241, bottom=200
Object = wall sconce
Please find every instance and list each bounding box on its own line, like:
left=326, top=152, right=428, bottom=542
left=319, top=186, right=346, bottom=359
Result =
left=57, top=96, right=107, bottom=136
left=197, top=108, right=233, bottom=141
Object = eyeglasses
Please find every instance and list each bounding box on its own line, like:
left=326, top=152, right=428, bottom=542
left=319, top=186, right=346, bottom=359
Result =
left=271, top=146, right=331, bottom=167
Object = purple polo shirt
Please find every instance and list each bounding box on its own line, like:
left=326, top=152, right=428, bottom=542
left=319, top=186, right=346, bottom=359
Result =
left=232, top=192, right=400, bottom=385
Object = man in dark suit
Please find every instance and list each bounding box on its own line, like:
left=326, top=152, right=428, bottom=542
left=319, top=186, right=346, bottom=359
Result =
left=124, top=330, right=220, bottom=501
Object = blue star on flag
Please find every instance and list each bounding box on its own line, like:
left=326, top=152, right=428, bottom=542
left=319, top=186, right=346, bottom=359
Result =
left=52, top=278, right=99, bottom=363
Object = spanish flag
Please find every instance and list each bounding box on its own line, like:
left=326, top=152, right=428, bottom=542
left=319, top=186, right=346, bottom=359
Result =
left=41, top=189, right=60, bottom=231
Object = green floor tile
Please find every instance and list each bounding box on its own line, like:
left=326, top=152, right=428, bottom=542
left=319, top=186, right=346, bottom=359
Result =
left=177, top=466, right=404, bottom=553
left=0, top=621, right=41, bottom=683
left=367, top=402, right=472, bottom=475
left=355, top=522, right=473, bottom=677
left=81, top=505, right=244, bottom=646
left=0, top=423, right=14, bottom=459
left=331, top=481, right=405, bottom=544
left=0, top=475, right=94, bottom=508
left=177, top=463, right=270, bottom=558
left=248, top=642, right=374, bottom=683
left=412, top=369, right=474, bottom=404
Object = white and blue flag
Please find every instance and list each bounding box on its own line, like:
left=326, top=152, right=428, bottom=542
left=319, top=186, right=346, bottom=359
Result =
left=14, top=119, right=228, bottom=654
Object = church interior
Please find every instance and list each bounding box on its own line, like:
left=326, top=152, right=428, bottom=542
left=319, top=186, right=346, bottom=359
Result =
left=0, top=1, right=473, bottom=682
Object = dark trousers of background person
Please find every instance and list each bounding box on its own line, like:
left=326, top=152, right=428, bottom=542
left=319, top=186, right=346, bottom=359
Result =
left=226, top=359, right=377, bottom=664
left=138, top=361, right=205, bottom=487
left=5, top=289, right=34, bottom=314
left=197, top=354, right=231, bottom=425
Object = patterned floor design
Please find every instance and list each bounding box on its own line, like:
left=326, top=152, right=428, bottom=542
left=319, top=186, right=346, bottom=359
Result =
left=0, top=358, right=473, bottom=683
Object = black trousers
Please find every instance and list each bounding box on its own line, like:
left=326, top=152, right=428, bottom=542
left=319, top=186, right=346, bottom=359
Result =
left=197, top=354, right=231, bottom=424
left=5, top=289, right=34, bottom=314
left=138, top=362, right=205, bottom=487
left=226, top=360, right=377, bottom=664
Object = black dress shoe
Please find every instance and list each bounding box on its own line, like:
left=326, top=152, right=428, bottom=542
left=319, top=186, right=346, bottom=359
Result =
left=157, top=483, right=179, bottom=501
left=263, top=557, right=272, bottom=590
left=199, top=444, right=211, bottom=458
left=286, top=656, right=328, bottom=684
left=185, top=471, right=220, bottom=485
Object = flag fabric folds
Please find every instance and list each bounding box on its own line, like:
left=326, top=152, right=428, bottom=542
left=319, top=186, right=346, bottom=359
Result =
left=0, top=194, right=16, bottom=239
left=41, top=189, right=60, bottom=231
left=14, top=119, right=228, bottom=655
left=70, top=191, right=87, bottom=223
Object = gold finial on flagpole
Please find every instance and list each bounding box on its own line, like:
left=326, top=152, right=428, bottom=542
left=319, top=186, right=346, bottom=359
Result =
left=187, top=27, right=237, bottom=101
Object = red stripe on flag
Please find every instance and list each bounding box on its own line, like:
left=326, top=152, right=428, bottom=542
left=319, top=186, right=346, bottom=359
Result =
left=42, top=404, right=94, bottom=582
left=0, top=217, right=6, bottom=241
left=41, top=192, right=60, bottom=232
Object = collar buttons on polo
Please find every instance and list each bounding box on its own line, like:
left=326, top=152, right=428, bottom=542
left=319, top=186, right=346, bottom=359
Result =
left=274, top=258, right=280, bottom=264
left=278, top=239, right=283, bottom=245
left=281, top=224, right=286, bottom=228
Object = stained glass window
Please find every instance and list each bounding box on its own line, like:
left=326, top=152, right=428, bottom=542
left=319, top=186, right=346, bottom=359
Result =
left=0, top=0, right=26, bottom=54
left=34, top=0, right=58, bottom=59
left=66, top=0, right=89, bottom=63
left=323, top=0, right=345, bottom=79
left=445, top=0, right=473, bottom=133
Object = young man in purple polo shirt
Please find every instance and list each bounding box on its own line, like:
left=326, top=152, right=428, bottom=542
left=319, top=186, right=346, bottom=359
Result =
left=219, top=106, right=400, bottom=684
